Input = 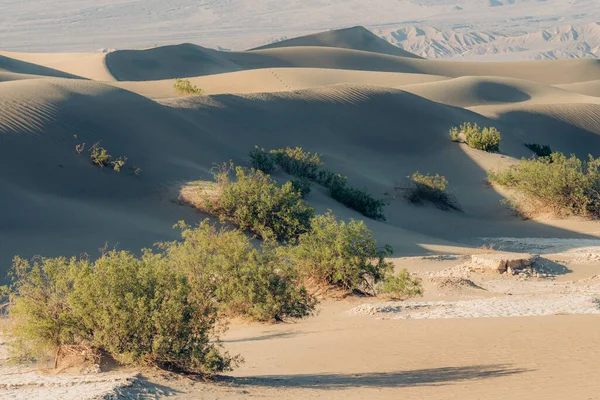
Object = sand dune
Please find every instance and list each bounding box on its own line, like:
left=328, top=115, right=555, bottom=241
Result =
left=556, top=80, right=600, bottom=97
left=400, top=76, right=596, bottom=108
left=113, top=68, right=448, bottom=98
left=251, top=26, right=423, bottom=59
left=3, top=25, right=600, bottom=400
left=3, top=26, right=600, bottom=271
left=3, top=77, right=600, bottom=271
left=0, top=54, right=82, bottom=80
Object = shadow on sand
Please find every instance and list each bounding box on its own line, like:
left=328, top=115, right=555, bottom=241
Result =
left=227, top=364, right=530, bottom=390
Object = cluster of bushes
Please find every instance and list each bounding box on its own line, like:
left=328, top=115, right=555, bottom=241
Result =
left=398, top=172, right=461, bottom=211
left=250, top=146, right=387, bottom=220
left=3, top=209, right=422, bottom=374
left=173, top=78, right=204, bottom=96
left=449, top=122, right=501, bottom=153
left=4, top=250, right=239, bottom=375
left=489, top=152, right=600, bottom=218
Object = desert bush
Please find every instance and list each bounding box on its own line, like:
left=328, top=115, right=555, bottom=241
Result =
left=5, top=253, right=236, bottom=374
left=290, top=178, right=311, bottom=198
left=489, top=153, right=600, bottom=217
left=162, top=221, right=316, bottom=322
left=249, top=146, right=275, bottom=174
left=379, top=269, right=424, bottom=300
left=315, top=170, right=387, bottom=221
left=247, top=147, right=386, bottom=220
left=525, top=143, right=553, bottom=158
left=88, top=142, right=127, bottom=172
left=450, top=122, right=501, bottom=152
left=400, top=172, right=461, bottom=211
left=173, top=78, right=204, bottom=96
left=210, top=164, right=315, bottom=242
left=289, top=212, right=417, bottom=296
left=449, top=126, right=460, bottom=142
left=89, top=142, right=111, bottom=168
left=270, top=147, right=324, bottom=179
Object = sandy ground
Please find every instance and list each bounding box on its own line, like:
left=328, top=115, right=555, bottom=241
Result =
left=2, top=26, right=600, bottom=399
left=1, top=246, right=599, bottom=399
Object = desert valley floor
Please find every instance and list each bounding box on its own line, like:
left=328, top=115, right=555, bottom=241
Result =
left=1, top=27, right=599, bottom=399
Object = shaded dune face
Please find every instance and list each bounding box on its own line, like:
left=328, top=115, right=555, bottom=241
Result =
left=0, top=54, right=83, bottom=79
left=251, top=26, right=424, bottom=59
left=2, top=26, right=600, bottom=281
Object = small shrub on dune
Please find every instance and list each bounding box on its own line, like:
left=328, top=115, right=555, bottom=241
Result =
left=270, top=147, right=324, bottom=179
left=249, top=146, right=275, bottom=174
left=88, top=141, right=127, bottom=172
left=209, top=164, right=315, bottom=242
left=379, top=269, right=424, bottom=300
left=4, top=253, right=235, bottom=374
left=173, top=78, right=204, bottom=96
left=162, top=221, right=316, bottom=322
left=291, top=178, right=312, bottom=198
left=525, top=143, right=553, bottom=158
left=450, top=122, right=501, bottom=152
left=400, top=172, right=461, bottom=211
left=289, top=211, right=422, bottom=299
left=314, top=170, right=387, bottom=221
left=489, top=152, right=600, bottom=218
left=248, top=147, right=387, bottom=220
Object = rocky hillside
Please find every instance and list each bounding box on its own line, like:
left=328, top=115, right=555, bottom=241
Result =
left=373, top=23, right=600, bottom=61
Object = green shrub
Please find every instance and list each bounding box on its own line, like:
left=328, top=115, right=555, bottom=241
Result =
left=5, top=253, right=236, bottom=374
left=489, top=153, right=600, bottom=217
left=210, top=164, right=315, bottom=242
left=291, top=178, right=311, bottom=198
left=249, top=146, right=275, bottom=174
left=289, top=212, right=417, bottom=296
left=379, top=269, right=424, bottom=300
left=162, top=221, right=316, bottom=322
left=314, top=170, right=387, bottom=221
left=247, top=147, right=387, bottom=220
left=89, top=142, right=111, bottom=168
left=525, top=143, right=553, bottom=158
left=400, top=172, right=461, bottom=211
left=450, top=122, right=501, bottom=152
left=173, top=78, right=204, bottom=96
left=270, top=147, right=323, bottom=179
left=449, top=126, right=460, bottom=142
left=88, top=142, right=127, bottom=172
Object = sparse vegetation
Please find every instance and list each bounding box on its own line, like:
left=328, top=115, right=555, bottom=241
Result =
left=399, top=172, right=461, bottom=211
left=250, top=146, right=387, bottom=220
left=320, top=172, right=387, bottom=220
left=207, top=163, right=315, bottom=242
left=489, top=153, right=600, bottom=218
left=82, top=141, right=129, bottom=172
left=270, top=147, right=324, bottom=179
left=525, top=143, right=553, bottom=158
left=173, top=78, right=204, bottom=96
left=249, top=146, right=275, bottom=174
left=89, top=142, right=112, bottom=168
left=379, top=269, right=424, bottom=300
left=449, top=122, right=501, bottom=152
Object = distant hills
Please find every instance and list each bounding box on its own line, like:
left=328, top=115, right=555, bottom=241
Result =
left=373, top=23, right=600, bottom=61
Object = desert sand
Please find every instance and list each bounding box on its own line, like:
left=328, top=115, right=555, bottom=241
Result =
left=1, top=26, right=599, bottom=399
